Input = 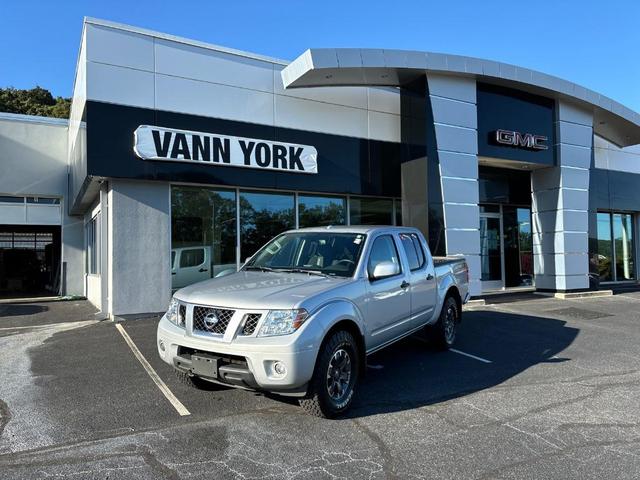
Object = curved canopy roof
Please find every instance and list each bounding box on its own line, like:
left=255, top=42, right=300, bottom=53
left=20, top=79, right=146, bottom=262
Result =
left=282, top=49, right=640, bottom=147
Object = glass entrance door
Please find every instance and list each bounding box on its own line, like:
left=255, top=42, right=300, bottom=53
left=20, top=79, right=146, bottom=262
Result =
left=480, top=211, right=504, bottom=290
left=503, top=207, right=534, bottom=287
left=480, top=205, right=534, bottom=292
left=596, top=211, right=635, bottom=283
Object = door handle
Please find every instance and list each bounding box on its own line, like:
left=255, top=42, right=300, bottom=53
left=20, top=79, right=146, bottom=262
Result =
left=171, top=272, right=176, bottom=275
left=426, top=274, right=434, bottom=281
left=400, top=280, right=410, bottom=289
left=199, top=268, right=209, bottom=273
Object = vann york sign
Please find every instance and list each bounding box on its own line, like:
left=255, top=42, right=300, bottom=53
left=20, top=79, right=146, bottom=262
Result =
left=133, top=125, right=318, bottom=174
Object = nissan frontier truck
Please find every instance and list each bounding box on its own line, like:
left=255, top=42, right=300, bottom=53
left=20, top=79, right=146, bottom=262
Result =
left=157, top=226, right=470, bottom=418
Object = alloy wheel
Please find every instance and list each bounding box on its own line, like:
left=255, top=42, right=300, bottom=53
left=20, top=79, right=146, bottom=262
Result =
left=326, top=348, right=352, bottom=402
left=444, top=304, right=457, bottom=344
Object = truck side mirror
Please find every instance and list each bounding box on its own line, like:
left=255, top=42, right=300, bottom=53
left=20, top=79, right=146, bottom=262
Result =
left=370, top=261, right=399, bottom=280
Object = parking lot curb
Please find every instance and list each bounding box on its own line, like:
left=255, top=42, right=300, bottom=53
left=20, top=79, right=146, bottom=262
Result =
left=464, top=299, right=486, bottom=308
left=112, top=312, right=164, bottom=323
left=535, top=290, right=614, bottom=299
left=0, top=295, right=86, bottom=304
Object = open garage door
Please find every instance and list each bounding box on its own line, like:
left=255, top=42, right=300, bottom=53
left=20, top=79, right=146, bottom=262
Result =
left=0, top=225, right=61, bottom=298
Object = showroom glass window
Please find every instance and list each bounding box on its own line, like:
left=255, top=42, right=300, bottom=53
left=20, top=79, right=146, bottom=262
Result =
left=86, top=215, right=99, bottom=275
left=613, top=213, right=635, bottom=281
left=596, top=212, right=635, bottom=282
left=394, top=199, right=402, bottom=226
left=298, top=195, right=346, bottom=228
left=350, top=197, right=394, bottom=225
left=171, top=187, right=237, bottom=290
left=240, top=191, right=295, bottom=260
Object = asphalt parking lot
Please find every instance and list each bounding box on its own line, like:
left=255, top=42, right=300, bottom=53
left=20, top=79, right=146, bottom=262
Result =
left=1, top=294, right=640, bottom=479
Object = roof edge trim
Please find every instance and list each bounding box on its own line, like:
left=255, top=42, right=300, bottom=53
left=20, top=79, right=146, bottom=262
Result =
left=83, top=17, right=290, bottom=66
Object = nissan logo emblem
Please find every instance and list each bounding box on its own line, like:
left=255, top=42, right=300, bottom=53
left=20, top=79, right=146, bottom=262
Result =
left=204, top=312, right=219, bottom=330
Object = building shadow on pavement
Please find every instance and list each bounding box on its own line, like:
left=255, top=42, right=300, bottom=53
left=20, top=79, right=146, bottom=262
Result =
left=0, top=304, right=49, bottom=317
left=341, top=309, right=579, bottom=419
left=0, top=300, right=98, bottom=329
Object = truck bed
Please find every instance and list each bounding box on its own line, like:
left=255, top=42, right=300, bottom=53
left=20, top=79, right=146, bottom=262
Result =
left=433, top=256, right=466, bottom=267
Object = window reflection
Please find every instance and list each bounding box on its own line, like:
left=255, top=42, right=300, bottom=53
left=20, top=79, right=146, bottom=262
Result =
left=298, top=195, right=346, bottom=228
left=613, top=213, right=634, bottom=281
left=240, top=191, right=295, bottom=261
left=350, top=197, right=393, bottom=225
left=171, top=187, right=237, bottom=290
left=597, top=211, right=635, bottom=282
left=598, top=213, right=613, bottom=282
left=394, top=199, right=402, bottom=226
left=480, top=216, right=501, bottom=282
left=170, top=186, right=399, bottom=289
left=596, top=213, right=613, bottom=281
left=516, top=208, right=533, bottom=286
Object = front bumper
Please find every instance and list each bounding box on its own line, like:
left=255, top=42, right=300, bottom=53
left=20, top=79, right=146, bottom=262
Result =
left=157, top=315, right=317, bottom=395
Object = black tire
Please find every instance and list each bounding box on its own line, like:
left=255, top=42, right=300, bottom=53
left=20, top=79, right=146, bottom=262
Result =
left=174, top=368, right=214, bottom=389
left=426, top=296, right=459, bottom=351
left=299, top=330, right=360, bottom=418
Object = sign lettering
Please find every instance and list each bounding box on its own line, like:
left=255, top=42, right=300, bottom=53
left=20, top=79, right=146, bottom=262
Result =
left=134, top=125, right=318, bottom=174
left=494, top=129, right=548, bottom=150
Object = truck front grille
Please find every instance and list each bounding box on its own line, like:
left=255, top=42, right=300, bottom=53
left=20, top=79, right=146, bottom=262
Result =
left=193, top=307, right=235, bottom=335
left=178, top=304, right=186, bottom=327
left=241, top=313, right=262, bottom=336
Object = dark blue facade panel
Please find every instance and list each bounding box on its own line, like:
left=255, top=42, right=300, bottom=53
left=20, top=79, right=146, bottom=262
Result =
left=478, top=166, right=532, bottom=205
left=590, top=168, right=640, bottom=212
left=83, top=101, right=402, bottom=198
left=477, top=83, right=556, bottom=166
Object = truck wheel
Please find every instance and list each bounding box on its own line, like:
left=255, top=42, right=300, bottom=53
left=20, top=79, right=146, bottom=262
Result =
left=299, top=330, right=360, bottom=419
left=174, top=369, right=211, bottom=389
left=426, top=296, right=458, bottom=351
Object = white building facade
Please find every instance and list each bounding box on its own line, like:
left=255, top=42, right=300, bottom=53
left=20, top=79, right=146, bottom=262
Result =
left=2, top=18, right=640, bottom=318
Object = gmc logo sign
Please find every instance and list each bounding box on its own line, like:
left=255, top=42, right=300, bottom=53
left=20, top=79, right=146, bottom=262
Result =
left=494, top=129, right=548, bottom=150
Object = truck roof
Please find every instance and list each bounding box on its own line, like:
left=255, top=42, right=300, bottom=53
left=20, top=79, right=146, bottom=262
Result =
left=289, top=225, right=421, bottom=235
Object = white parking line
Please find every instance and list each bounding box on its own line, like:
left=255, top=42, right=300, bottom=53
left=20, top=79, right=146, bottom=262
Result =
left=115, top=323, right=191, bottom=416
left=450, top=348, right=492, bottom=364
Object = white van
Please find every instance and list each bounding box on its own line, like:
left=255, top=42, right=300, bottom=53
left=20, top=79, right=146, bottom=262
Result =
left=171, top=246, right=237, bottom=290
left=171, top=246, right=212, bottom=290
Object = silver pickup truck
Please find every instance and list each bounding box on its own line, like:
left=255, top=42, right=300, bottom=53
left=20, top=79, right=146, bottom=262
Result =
left=157, top=226, right=469, bottom=417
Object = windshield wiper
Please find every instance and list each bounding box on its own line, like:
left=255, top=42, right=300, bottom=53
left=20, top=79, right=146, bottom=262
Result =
left=244, top=266, right=276, bottom=273
left=279, top=268, right=332, bottom=278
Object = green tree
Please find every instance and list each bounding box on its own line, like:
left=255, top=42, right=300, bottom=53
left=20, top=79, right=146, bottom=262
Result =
left=0, top=86, right=71, bottom=119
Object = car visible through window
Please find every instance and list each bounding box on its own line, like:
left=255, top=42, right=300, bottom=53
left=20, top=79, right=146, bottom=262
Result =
left=180, top=248, right=205, bottom=268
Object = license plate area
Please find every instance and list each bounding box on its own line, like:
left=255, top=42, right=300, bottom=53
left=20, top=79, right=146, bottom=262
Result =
left=191, top=354, right=219, bottom=378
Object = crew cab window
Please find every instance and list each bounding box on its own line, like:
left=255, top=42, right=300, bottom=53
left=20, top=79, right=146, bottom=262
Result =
left=246, top=232, right=366, bottom=277
left=180, top=248, right=205, bottom=268
left=399, top=233, right=425, bottom=271
left=367, top=235, right=401, bottom=278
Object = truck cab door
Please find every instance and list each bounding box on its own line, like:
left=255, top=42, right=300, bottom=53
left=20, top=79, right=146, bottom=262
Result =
left=364, top=234, right=412, bottom=349
left=172, top=247, right=211, bottom=289
left=398, top=232, right=437, bottom=328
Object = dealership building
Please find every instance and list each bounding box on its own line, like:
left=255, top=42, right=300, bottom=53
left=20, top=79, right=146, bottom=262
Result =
left=1, top=17, right=640, bottom=317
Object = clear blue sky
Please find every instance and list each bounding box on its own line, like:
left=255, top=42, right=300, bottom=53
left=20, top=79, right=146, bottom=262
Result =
left=2, top=0, right=639, bottom=111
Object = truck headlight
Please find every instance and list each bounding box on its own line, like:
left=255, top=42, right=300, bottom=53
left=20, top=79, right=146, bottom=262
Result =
left=258, top=309, right=308, bottom=337
left=165, top=298, right=182, bottom=327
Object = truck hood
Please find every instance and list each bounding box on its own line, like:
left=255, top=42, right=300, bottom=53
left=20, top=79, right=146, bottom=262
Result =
left=174, top=270, right=351, bottom=310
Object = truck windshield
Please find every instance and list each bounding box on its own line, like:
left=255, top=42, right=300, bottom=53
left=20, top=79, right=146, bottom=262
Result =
left=245, top=232, right=366, bottom=277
